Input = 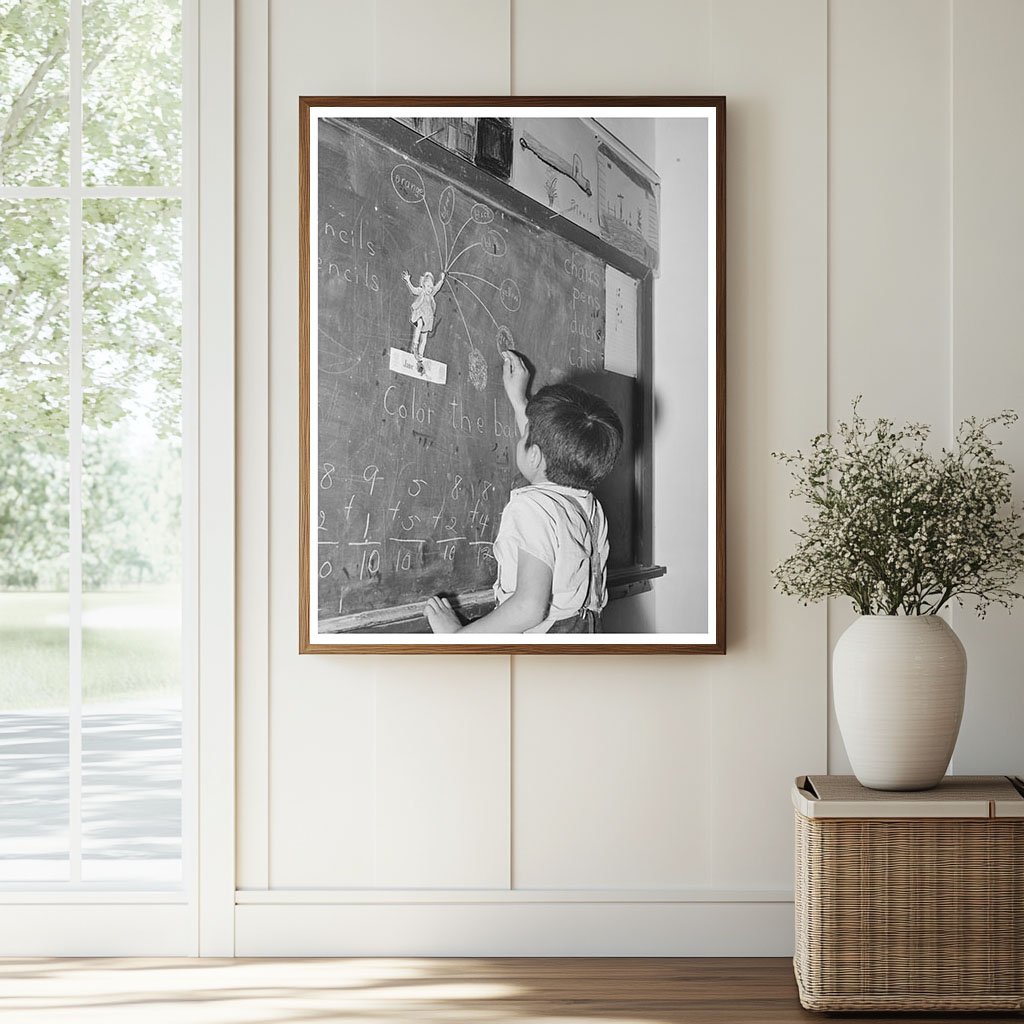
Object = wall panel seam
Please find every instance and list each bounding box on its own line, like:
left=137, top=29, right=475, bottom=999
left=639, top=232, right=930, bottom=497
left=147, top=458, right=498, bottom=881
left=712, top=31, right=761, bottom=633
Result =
left=236, top=0, right=271, bottom=893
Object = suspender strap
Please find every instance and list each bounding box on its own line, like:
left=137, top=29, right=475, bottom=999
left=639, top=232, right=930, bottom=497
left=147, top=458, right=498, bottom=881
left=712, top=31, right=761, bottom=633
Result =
left=561, top=494, right=604, bottom=612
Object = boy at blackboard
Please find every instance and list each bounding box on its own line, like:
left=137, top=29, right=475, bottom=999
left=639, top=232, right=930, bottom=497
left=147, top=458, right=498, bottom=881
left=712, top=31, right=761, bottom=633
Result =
left=424, top=351, right=623, bottom=634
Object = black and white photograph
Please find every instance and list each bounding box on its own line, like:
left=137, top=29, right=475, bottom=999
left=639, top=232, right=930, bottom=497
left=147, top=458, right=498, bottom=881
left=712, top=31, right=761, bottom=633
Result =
left=300, top=99, right=724, bottom=652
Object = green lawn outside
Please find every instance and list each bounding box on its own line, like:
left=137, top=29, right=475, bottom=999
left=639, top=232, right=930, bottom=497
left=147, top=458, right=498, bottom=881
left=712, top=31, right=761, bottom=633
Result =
left=0, top=590, right=181, bottom=710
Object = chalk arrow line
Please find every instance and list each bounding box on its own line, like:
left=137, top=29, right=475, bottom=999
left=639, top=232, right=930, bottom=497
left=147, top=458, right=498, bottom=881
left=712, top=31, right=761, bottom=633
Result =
left=444, top=277, right=476, bottom=348
left=423, top=193, right=444, bottom=270
left=448, top=215, right=474, bottom=257
left=451, top=276, right=499, bottom=329
left=446, top=241, right=482, bottom=271
left=450, top=270, right=499, bottom=290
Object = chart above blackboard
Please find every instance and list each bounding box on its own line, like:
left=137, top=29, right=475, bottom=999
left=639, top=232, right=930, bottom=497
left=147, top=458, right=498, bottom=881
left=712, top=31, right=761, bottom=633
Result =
left=394, top=113, right=662, bottom=271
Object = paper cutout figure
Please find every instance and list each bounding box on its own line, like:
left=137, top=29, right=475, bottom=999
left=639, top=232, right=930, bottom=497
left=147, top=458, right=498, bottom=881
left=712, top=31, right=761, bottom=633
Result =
left=403, top=269, right=445, bottom=371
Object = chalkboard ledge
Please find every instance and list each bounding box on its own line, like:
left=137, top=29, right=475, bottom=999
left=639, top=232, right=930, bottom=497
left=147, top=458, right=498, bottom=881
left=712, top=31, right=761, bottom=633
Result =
left=316, top=565, right=667, bottom=635
left=318, top=590, right=495, bottom=635
left=607, top=563, right=668, bottom=602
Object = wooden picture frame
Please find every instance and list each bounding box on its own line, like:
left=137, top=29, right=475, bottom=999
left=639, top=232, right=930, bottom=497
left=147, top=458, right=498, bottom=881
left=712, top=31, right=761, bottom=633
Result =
left=300, top=97, right=725, bottom=653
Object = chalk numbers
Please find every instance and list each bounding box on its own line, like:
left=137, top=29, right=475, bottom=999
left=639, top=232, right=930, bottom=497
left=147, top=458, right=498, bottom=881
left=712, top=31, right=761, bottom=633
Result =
left=329, top=469, right=501, bottom=587
left=363, top=464, right=382, bottom=495
left=359, top=548, right=381, bottom=580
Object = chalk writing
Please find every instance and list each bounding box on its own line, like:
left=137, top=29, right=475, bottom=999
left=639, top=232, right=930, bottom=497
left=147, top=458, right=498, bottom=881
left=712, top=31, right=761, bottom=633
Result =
left=499, top=279, right=521, bottom=312
left=485, top=230, right=507, bottom=257
left=391, top=164, right=425, bottom=204
left=439, top=185, right=455, bottom=224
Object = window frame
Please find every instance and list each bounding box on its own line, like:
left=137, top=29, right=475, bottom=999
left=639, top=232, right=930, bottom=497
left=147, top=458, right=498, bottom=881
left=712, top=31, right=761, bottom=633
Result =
left=0, top=0, right=235, bottom=956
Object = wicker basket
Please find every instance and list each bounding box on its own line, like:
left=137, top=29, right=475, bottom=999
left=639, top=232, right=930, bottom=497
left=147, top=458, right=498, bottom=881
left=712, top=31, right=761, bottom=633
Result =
left=793, top=775, right=1024, bottom=1012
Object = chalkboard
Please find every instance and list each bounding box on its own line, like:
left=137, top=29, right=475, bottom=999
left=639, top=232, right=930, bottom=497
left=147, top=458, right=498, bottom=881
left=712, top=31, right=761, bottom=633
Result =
left=312, top=117, right=653, bottom=633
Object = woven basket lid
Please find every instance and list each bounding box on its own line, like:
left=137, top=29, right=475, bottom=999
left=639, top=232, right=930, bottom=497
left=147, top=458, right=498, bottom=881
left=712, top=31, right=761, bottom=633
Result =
left=793, top=774, right=1024, bottom=819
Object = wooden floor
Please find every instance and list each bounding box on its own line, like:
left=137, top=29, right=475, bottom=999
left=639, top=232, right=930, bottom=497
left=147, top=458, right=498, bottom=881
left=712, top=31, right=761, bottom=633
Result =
left=0, top=957, right=1020, bottom=1023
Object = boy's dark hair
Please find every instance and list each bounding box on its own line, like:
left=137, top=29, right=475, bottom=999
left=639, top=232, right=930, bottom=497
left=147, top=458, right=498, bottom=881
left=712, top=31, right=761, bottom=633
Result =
left=525, top=383, right=623, bottom=490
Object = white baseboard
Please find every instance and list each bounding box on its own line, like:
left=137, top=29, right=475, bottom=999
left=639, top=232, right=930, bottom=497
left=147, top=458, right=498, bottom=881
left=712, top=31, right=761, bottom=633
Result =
left=0, top=904, right=196, bottom=956
left=235, top=899, right=795, bottom=957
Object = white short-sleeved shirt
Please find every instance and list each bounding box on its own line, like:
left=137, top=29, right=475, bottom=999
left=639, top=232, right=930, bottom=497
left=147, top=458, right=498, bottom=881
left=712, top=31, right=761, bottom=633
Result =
left=492, top=482, right=609, bottom=634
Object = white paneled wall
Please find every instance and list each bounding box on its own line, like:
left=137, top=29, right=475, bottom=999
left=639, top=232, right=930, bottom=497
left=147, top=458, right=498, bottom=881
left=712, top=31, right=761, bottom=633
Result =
left=948, top=0, right=1024, bottom=777
left=376, top=0, right=510, bottom=94
left=826, top=0, right=952, bottom=773
left=706, top=0, right=828, bottom=890
left=373, top=660, right=510, bottom=888
left=513, top=657, right=713, bottom=889
left=510, top=0, right=712, bottom=94
left=235, top=0, right=1024, bottom=954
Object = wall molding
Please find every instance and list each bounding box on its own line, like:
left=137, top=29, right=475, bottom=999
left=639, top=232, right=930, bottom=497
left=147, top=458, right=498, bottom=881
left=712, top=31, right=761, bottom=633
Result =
left=235, top=900, right=794, bottom=956
left=0, top=906, right=195, bottom=956
left=197, top=0, right=237, bottom=956
left=236, top=887, right=791, bottom=904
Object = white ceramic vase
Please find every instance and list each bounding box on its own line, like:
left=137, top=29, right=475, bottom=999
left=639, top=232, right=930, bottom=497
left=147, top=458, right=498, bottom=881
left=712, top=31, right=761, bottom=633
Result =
left=833, top=615, right=967, bottom=791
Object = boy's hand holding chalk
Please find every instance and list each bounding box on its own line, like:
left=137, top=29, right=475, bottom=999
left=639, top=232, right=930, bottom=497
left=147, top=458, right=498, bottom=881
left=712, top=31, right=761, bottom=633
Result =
left=502, top=350, right=530, bottom=406
left=501, top=350, right=530, bottom=437
left=424, top=595, right=461, bottom=633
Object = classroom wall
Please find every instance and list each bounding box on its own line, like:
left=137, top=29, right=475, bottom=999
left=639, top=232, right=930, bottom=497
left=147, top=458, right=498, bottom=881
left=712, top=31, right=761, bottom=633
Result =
left=234, top=0, right=1024, bottom=955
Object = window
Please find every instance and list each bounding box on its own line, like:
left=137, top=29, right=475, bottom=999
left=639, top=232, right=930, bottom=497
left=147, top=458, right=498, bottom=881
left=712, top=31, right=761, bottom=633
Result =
left=0, top=0, right=191, bottom=889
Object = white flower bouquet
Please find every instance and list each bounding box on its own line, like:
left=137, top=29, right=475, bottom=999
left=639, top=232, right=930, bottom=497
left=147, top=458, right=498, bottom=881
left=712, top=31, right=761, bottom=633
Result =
left=772, top=401, right=1024, bottom=616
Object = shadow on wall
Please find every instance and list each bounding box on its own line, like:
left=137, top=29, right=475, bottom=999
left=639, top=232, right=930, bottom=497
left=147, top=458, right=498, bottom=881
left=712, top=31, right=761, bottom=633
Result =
left=565, top=367, right=655, bottom=633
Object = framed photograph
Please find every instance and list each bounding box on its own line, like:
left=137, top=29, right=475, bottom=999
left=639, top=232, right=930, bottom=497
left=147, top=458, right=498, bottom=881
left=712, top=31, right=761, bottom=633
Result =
left=300, top=97, right=725, bottom=653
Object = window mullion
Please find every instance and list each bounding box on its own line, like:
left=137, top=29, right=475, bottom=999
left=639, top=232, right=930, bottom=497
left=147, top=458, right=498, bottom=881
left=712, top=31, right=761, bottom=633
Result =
left=68, top=0, right=83, bottom=886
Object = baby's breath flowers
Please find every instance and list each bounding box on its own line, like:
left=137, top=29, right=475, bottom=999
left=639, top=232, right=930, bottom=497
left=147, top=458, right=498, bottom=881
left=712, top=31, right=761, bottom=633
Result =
left=772, top=401, right=1024, bottom=617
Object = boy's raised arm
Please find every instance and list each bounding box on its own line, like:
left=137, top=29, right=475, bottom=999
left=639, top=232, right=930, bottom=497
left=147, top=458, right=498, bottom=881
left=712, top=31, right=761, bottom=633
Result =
left=501, top=350, right=530, bottom=436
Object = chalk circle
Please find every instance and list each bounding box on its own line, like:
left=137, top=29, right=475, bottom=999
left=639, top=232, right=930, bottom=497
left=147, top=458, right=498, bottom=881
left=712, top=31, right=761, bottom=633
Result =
left=495, top=325, right=513, bottom=355
left=471, top=203, right=494, bottom=224
left=391, top=164, right=425, bottom=204
left=439, top=185, right=455, bottom=224
left=485, top=230, right=507, bottom=258
left=467, top=346, right=488, bottom=391
left=499, top=279, right=521, bottom=312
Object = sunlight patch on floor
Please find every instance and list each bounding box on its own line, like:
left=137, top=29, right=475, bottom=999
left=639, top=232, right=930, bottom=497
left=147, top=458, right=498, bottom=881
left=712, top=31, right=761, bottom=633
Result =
left=0, top=958, right=681, bottom=1024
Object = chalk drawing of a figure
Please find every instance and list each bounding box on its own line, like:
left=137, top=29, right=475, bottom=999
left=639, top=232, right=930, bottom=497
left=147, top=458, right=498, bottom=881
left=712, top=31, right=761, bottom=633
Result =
left=402, top=269, right=445, bottom=371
